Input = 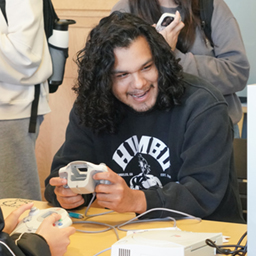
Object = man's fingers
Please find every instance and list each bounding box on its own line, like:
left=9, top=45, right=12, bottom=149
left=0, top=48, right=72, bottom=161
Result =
left=93, top=167, right=115, bottom=183
left=50, top=177, right=67, bottom=186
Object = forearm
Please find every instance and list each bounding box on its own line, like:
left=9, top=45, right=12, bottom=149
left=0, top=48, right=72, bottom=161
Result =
left=129, top=189, right=147, bottom=214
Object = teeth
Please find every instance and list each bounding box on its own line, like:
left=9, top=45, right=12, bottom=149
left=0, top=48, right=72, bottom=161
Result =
left=132, top=92, right=147, bottom=98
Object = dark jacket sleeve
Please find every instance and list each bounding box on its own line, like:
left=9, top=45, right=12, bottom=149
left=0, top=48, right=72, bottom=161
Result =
left=10, top=233, right=51, bottom=256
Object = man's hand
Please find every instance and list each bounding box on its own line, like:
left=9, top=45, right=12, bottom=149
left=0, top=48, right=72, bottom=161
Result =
left=93, top=167, right=147, bottom=214
left=36, top=213, right=76, bottom=256
left=3, top=202, right=34, bottom=234
left=159, top=11, right=184, bottom=51
left=49, top=177, right=85, bottom=209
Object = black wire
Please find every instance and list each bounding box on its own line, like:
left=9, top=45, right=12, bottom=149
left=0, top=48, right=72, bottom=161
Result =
left=205, top=231, right=247, bottom=255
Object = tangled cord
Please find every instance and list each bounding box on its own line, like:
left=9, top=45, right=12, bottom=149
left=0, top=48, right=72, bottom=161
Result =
left=206, top=231, right=247, bottom=255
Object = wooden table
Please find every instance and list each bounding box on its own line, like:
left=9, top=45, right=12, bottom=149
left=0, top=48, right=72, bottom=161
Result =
left=0, top=198, right=247, bottom=256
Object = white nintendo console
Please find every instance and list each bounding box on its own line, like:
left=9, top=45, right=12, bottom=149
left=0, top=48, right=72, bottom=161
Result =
left=111, top=229, right=222, bottom=256
left=11, top=207, right=72, bottom=235
left=59, top=161, right=111, bottom=194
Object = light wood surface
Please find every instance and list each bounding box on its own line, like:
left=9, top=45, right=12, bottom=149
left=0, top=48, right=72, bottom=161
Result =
left=0, top=198, right=247, bottom=256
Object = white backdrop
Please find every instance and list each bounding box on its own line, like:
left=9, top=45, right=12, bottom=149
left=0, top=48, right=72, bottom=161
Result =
left=248, top=84, right=256, bottom=254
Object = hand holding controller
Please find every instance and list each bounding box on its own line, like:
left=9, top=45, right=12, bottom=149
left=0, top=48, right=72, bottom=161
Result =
left=59, top=161, right=111, bottom=194
left=11, top=207, right=72, bottom=235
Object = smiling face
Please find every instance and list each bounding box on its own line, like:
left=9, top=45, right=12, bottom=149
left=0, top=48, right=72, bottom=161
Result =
left=111, top=36, right=159, bottom=112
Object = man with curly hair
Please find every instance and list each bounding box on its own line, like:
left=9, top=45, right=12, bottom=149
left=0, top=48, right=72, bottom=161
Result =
left=45, top=11, right=244, bottom=223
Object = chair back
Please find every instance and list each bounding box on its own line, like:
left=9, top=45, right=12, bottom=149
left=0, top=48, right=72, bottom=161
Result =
left=233, top=138, right=247, bottom=222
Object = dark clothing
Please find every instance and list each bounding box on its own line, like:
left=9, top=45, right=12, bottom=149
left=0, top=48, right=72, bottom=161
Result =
left=0, top=208, right=51, bottom=256
left=45, top=73, right=244, bottom=223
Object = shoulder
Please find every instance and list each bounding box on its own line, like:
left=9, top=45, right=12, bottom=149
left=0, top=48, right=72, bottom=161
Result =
left=181, top=72, right=227, bottom=106
left=212, top=0, right=235, bottom=21
left=111, top=0, right=131, bottom=13
left=174, top=73, right=230, bottom=126
left=213, top=0, right=231, bottom=10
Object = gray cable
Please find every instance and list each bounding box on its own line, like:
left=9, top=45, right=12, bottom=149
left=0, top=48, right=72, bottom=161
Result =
left=73, top=220, right=120, bottom=240
left=116, top=207, right=201, bottom=232
left=93, top=247, right=111, bottom=256
left=84, top=193, right=114, bottom=218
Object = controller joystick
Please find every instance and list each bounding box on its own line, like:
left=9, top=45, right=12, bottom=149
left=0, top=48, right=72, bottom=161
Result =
left=29, top=207, right=39, bottom=216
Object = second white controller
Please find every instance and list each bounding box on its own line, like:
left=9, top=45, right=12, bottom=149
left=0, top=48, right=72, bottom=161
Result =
left=11, top=207, right=72, bottom=235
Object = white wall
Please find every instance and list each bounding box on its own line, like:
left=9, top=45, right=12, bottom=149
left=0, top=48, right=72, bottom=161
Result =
left=247, top=84, right=256, bottom=255
left=224, top=0, right=256, bottom=97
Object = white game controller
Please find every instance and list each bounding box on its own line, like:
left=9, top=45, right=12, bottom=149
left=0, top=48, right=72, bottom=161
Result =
left=59, top=161, right=111, bottom=194
left=11, top=207, right=72, bottom=235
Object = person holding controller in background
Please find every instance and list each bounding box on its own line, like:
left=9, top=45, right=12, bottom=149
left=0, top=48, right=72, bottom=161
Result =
left=0, top=204, right=75, bottom=256
left=112, top=0, right=250, bottom=137
left=45, top=12, right=244, bottom=223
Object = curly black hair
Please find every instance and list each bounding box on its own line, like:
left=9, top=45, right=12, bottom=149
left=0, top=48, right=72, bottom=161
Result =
left=73, top=11, right=185, bottom=134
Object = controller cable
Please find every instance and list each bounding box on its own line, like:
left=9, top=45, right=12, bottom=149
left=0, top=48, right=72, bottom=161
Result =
left=83, top=193, right=114, bottom=218
left=205, top=231, right=247, bottom=255
left=72, top=192, right=201, bottom=256
left=73, top=192, right=201, bottom=235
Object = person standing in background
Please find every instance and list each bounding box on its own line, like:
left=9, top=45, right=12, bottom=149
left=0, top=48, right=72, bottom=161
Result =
left=0, top=0, right=52, bottom=200
left=112, top=0, right=250, bottom=137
